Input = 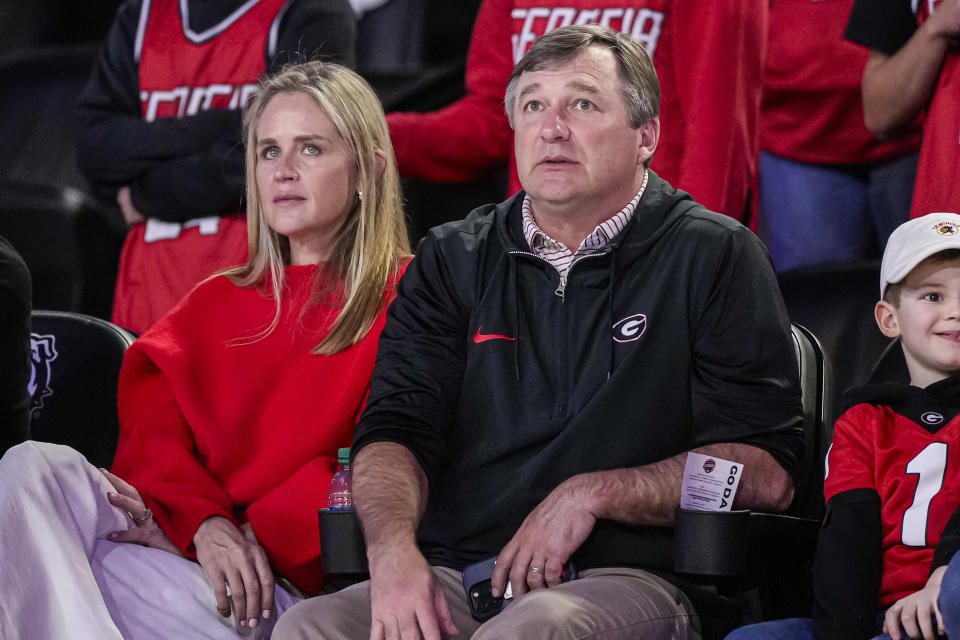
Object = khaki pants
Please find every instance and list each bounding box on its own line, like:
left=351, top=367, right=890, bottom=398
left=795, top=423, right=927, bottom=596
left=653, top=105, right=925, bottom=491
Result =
left=274, top=565, right=700, bottom=639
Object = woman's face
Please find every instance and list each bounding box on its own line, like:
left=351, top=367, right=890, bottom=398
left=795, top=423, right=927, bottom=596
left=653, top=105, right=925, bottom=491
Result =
left=255, top=91, right=356, bottom=265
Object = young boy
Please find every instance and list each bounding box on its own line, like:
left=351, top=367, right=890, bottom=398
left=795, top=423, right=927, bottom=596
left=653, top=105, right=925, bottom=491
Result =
left=727, top=212, right=960, bottom=640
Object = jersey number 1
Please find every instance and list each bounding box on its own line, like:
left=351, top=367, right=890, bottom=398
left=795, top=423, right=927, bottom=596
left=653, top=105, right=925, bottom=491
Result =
left=902, top=442, right=948, bottom=547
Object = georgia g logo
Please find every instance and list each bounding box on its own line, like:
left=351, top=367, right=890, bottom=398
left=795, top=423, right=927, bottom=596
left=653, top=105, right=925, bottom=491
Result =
left=28, top=333, right=58, bottom=417
left=612, top=313, right=647, bottom=343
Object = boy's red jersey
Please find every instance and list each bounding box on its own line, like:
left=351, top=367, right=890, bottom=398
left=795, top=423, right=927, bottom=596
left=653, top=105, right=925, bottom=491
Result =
left=826, top=401, right=960, bottom=605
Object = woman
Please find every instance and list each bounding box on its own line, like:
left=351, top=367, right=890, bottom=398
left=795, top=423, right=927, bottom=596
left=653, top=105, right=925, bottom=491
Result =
left=0, top=61, right=409, bottom=639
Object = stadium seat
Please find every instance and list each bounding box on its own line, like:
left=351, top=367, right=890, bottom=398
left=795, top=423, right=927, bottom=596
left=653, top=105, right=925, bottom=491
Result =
left=778, top=261, right=894, bottom=424
left=29, top=310, right=136, bottom=469
left=670, top=323, right=830, bottom=638
left=0, top=182, right=125, bottom=318
left=0, top=45, right=126, bottom=317
left=0, top=44, right=100, bottom=191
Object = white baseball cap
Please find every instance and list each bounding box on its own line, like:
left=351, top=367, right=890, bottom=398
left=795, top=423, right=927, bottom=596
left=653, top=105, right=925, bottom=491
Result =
left=881, top=212, right=960, bottom=297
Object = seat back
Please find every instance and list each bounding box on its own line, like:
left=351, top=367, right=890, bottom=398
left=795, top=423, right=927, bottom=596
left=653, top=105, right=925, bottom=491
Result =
left=0, top=182, right=124, bottom=317
left=779, top=261, right=891, bottom=425
left=789, top=323, right=832, bottom=520
left=29, top=310, right=135, bottom=468
left=0, top=44, right=99, bottom=190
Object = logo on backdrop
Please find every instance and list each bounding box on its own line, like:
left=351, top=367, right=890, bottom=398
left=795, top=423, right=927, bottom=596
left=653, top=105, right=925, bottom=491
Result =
left=28, top=333, right=58, bottom=417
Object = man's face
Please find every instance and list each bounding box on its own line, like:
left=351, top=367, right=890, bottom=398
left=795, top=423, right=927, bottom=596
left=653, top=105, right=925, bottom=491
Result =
left=876, top=257, right=960, bottom=387
left=512, top=46, right=656, bottom=214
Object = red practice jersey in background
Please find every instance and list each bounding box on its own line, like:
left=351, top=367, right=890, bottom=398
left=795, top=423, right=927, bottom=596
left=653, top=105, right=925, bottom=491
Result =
left=112, top=0, right=288, bottom=333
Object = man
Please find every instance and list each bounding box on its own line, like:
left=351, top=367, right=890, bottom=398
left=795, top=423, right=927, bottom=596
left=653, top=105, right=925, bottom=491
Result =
left=276, top=25, right=804, bottom=640
left=387, top=0, right=767, bottom=223
left=845, top=0, right=960, bottom=220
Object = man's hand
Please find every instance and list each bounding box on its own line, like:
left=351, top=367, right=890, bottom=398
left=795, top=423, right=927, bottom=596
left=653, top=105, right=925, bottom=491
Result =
left=367, top=544, right=459, bottom=640
left=116, top=186, right=146, bottom=225
left=101, top=468, right=183, bottom=556
left=491, top=477, right=597, bottom=598
left=193, top=516, right=275, bottom=630
left=882, top=565, right=947, bottom=640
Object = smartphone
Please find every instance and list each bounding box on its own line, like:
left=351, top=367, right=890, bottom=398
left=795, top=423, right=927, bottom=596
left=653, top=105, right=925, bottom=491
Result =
left=460, top=557, right=578, bottom=622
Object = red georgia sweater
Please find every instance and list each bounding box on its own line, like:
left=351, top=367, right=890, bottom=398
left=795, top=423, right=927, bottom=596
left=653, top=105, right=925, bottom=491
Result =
left=112, top=263, right=401, bottom=594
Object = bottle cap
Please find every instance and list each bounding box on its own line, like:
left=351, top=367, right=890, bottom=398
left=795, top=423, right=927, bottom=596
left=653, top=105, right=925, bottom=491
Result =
left=338, top=447, right=350, bottom=464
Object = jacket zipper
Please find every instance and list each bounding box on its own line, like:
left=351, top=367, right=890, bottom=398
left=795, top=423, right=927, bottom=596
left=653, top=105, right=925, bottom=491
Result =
left=509, top=249, right=611, bottom=301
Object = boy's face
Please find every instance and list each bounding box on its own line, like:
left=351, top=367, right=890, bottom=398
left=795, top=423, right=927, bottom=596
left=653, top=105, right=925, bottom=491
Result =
left=876, top=257, right=960, bottom=387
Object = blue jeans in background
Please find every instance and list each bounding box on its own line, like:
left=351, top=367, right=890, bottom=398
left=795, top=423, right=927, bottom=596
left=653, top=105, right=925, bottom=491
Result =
left=758, top=151, right=918, bottom=273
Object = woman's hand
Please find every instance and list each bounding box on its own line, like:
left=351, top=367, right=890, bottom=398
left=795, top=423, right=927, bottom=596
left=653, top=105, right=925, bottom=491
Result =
left=193, top=516, right=275, bottom=629
left=101, top=468, right=182, bottom=556
left=882, top=565, right=947, bottom=640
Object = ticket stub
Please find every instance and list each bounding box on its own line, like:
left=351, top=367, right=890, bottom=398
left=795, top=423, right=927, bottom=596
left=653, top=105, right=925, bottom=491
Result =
left=680, top=452, right=743, bottom=512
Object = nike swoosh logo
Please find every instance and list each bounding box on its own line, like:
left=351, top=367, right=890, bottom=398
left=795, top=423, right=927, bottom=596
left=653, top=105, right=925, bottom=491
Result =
left=473, top=327, right=517, bottom=343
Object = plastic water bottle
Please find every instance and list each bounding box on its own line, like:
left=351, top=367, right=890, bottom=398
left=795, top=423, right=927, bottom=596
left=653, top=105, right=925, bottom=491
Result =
left=327, top=448, right=353, bottom=511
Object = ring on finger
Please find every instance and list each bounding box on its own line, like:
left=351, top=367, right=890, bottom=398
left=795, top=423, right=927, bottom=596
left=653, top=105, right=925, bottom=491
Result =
left=528, top=566, right=543, bottom=574
left=133, top=508, right=153, bottom=526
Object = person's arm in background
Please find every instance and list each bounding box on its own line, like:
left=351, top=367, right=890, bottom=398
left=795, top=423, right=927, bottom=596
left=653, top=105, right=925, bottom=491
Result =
left=77, top=0, right=357, bottom=222
left=76, top=1, right=243, bottom=203
left=664, top=0, right=766, bottom=220
left=387, top=0, right=515, bottom=183
left=846, top=0, right=960, bottom=140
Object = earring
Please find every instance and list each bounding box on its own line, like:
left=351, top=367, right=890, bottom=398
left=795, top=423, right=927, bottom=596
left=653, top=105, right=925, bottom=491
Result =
left=357, top=190, right=364, bottom=201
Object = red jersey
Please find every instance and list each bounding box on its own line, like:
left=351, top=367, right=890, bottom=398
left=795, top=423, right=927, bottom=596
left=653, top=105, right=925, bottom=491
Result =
left=762, top=0, right=920, bottom=165
left=826, top=401, right=960, bottom=605
left=388, top=0, right=766, bottom=222
left=112, top=0, right=288, bottom=334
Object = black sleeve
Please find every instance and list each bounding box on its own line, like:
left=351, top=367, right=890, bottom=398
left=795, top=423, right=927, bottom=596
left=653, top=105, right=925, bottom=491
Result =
left=844, top=0, right=918, bottom=56
left=76, top=0, right=241, bottom=191
left=812, top=488, right=884, bottom=640
left=691, top=227, right=805, bottom=482
left=270, top=0, right=357, bottom=71
left=129, top=138, right=245, bottom=221
left=352, top=232, right=470, bottom=483
left=933, top=504, right=960, bottom=572
left=0, top=237, right=32, bottom=453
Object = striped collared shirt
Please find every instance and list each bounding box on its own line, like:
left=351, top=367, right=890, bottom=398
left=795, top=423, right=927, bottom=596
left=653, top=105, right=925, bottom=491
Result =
left=521, top=170, right=648, bottom=278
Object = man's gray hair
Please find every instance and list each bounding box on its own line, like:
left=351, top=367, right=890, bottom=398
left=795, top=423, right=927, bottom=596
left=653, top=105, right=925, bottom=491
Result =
left=503, top=24, right=660, bottom=130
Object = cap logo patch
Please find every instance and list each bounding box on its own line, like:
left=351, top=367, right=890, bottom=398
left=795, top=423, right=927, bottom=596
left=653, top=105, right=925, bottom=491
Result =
left=921, top=411, right=944, bottom=425
left=934, top=223, right=958, bottom=236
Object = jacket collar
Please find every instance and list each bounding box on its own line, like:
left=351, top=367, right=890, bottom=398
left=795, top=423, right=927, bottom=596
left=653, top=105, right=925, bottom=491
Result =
left=494, top=171, right=699, bottom=265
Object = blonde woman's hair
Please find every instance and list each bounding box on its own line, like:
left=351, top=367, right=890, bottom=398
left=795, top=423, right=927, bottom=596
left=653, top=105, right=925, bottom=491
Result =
left=224, top=60, right=410, bottom=355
